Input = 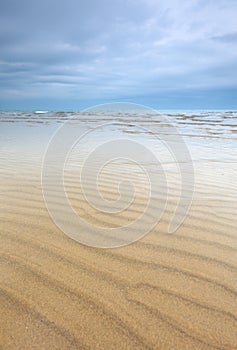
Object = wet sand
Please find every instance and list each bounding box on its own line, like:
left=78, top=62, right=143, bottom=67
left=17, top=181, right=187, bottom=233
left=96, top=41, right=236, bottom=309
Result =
left=1, top=111, right=237, bottom=349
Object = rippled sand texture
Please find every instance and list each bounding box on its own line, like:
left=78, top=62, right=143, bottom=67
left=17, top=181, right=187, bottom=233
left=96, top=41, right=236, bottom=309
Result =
left=1, top=110, right=237, bottom=349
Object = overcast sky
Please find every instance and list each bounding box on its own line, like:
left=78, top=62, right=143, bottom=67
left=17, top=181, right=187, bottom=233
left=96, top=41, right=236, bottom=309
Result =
left=0, top=0, right=237, bottom=110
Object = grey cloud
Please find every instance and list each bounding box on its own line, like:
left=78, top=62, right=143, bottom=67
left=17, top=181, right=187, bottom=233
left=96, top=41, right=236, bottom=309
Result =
left=0, top=0, right=237, bottom=102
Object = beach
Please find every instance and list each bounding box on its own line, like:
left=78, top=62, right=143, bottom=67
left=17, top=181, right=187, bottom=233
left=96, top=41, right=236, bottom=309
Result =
left=1, top=111, right=237, bottom=349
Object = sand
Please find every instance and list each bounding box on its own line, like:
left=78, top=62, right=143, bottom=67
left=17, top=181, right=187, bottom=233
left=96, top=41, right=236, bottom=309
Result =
left=0, top=171, right=237, bottom=350
left=1, top=111, right=237, bottom=349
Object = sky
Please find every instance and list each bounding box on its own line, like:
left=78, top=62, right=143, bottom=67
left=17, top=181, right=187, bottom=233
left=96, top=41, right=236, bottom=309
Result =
left=0, top=0, right=237, bottom=110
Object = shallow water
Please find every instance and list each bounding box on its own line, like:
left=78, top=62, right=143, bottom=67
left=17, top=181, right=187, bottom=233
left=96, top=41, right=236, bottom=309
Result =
left=0, top=110, right=237, bottom=198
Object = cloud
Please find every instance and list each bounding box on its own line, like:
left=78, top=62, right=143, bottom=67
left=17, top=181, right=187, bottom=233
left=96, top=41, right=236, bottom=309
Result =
left=0, top=0, right=237, bottom=107
left=212, top=32, right=237, bottom=43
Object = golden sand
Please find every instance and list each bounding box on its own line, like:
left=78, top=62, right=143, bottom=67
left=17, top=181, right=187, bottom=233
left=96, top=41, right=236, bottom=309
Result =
left=1, top=169, right=237, bottom=349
